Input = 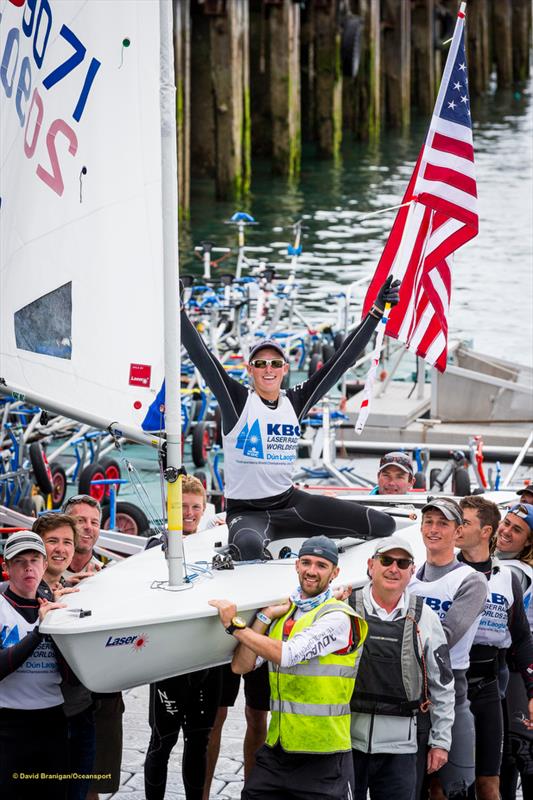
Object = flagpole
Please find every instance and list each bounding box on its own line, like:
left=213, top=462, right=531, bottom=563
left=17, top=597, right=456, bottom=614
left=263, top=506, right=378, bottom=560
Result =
left=355, top=200, right=417, bottom=434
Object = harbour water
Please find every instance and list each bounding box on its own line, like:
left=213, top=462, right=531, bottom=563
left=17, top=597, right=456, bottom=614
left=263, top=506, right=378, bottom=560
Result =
left=186, top=84, right=533, bottom=369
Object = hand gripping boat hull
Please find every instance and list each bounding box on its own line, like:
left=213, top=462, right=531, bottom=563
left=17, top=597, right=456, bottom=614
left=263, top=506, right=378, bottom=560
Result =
left=40, top=517, right=426, bottom=692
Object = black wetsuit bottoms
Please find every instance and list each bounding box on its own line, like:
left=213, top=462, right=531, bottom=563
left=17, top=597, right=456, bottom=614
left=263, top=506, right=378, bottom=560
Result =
left=353, top=750, right=417, bottom=800
left=500, top=670, right=533, bottom=800
left=0, top=704, right=68, bottom=800
left=242, top=743, right=354, bottom=800
left=144, top=669, right=221, bottom=800
left=227, top=487, right=395, bottom=561
left=467, top=677, right=503, bottom=778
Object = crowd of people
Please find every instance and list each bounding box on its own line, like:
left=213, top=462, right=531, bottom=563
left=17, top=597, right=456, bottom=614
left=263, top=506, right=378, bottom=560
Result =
left=1, top=282, right=533, bottom=800
left=1, top=474, right=532, bottom=800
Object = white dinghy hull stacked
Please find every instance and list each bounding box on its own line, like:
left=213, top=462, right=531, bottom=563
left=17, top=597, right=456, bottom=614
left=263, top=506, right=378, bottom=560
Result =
left=41, top=519, right=425, bottom=692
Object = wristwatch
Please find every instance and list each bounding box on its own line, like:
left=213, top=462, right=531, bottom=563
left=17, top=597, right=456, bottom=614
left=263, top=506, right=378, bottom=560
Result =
left=225, top=615, right=247, bottom=636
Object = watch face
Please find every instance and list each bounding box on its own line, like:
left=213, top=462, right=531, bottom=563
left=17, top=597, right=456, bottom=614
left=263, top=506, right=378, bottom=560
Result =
left=232, top=615, right=247, bottom=629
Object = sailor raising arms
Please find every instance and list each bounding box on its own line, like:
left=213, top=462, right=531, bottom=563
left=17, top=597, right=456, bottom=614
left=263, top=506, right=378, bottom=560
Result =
left=181, top=276, right=401, bottom=560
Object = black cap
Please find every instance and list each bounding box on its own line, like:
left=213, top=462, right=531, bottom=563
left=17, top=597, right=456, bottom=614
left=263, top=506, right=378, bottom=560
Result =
left=516, top=487, right=533, bottom=499
left=298, top=535, right=338, bottom=566
left=248, top=338, right=288, bottom=363
left=421, top=497, right=463, bottom=525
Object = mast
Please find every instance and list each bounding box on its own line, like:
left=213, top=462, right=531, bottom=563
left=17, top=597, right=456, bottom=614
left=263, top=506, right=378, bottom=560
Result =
left=159, top=0, right=184, bottom=586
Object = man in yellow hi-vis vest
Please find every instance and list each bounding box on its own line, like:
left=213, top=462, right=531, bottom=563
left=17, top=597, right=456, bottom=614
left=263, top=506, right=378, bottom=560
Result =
left=210, top=535, right=367, bottom=799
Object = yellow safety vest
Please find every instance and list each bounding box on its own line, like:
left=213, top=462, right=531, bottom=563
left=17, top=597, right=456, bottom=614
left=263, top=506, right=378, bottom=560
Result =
left=266, top=598, right=367, bottom=754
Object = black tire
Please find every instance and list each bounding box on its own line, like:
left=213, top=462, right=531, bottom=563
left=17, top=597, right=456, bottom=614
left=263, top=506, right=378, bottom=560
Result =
left=281, top=365, right=291, bottom=390
left=192, top=422, right=211, bottom=467
left=429, top=468, right=442, bottom=490
left=413, top=471, right=426, bottom=490
left=78, top=462, right=107, bottom=504
left=322, top=343, right=335, bottom=362
left=311, top=341, right=322, bottom=355
left=212, top=468, right=225, bottom=513
left=334, top=331, right=345, bottom=351
left=341, top=16, right=362, bottom=78
left=193, top=470, right=208, bottom=489
left=100, top=458, right=122, bottom=501
left=101, top=502, right=150, bottom=536
left=19, top=496, right=36, bottom=517
left=50, top=463, right=68, bottom=509
left=208, top=405, right=223, bottom=446
left=452, top=467, right=471, bottom=497
left=29, top=442, right=53, bottom=495
left=308, top=353, right=323, bottom=377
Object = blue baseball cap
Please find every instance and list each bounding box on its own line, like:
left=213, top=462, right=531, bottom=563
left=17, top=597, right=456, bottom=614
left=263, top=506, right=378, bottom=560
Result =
left=508, top=503, right=533, bottom=531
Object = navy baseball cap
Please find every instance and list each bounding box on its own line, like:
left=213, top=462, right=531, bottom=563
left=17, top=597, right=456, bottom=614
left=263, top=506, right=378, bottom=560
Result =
left=248, top=339, right=288, bottom=363
left=298, top=535, right=339, bottom=566
left=508, top=504, right=533, bottom=531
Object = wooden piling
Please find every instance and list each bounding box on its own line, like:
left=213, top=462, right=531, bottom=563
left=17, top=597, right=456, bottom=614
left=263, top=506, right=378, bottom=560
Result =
left=209, top=1, right=251, bottom=199
left=313, top=0, right=343, bottom=158
left=382, top=0, right=411, bottom=128
left=368, top=0, right=381, bottom=139
left=190, top=7, right=216, bottom=179
left=411, top=0, right=435, bottom=114
left=465, top=0, right=491, bottom=95
left=511, top=0, right=531, bottom=83
left=174, top=0, right=190, bottom=219
left=492, top=0, right=513, bottom=89
left=268, top=0, right=301, bottom=178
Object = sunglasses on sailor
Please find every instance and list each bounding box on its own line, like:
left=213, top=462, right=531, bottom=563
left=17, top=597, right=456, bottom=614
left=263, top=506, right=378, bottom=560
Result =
left=374, top=554, right=414, bottom=570
left=250, top=358, right=285, bottom=369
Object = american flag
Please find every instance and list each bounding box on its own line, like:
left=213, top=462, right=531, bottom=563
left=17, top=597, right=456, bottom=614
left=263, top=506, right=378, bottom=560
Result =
left=362, top=3, right=478, bottom=372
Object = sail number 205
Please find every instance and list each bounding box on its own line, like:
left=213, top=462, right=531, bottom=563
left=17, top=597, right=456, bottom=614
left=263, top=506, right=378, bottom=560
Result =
left=0, top=0, right=101, bottom=196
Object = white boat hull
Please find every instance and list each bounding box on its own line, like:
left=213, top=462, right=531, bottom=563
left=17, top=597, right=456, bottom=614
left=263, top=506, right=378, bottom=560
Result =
left=41, top=516, right=426, bottom=691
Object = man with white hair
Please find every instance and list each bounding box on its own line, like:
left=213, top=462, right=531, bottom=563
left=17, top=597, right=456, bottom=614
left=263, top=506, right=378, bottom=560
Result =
left=349, top=536, right=454, bottom=800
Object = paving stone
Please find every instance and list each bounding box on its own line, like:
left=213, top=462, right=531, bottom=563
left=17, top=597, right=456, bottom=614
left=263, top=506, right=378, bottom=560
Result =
left=109, top=684, right=247, bottom=798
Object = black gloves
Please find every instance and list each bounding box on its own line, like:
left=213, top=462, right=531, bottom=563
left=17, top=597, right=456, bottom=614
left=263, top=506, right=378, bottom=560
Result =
left=371, top=276, right=401, bottom=318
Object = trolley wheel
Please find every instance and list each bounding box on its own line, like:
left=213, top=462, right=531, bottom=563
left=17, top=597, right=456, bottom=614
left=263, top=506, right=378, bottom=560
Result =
left=78, top=462, right=107, bottom=504
left=452, top=467, right=471, bottom=497
left=29, top=442, right=53, bottom=495
left=101, top=502, right=150, bottom=536
left=413, top=471, right=426, bottom=490
left=208, top=405, right=223, bottom=446
left=50, top=463, right=68, bottom=509
left=281, top=365, right=291, bottom=390
left=341, top=15, right=362, bottom=78
left=212, top=468, right=225, bottom=513
left=308, top=353, right=323, bottom=377
left=192, top=422, right=211, bottom=468
left=334, top=331, right=345, bottom=351
left=193, top=470, right=208, bottom=489
left=100, top=458, right=122, bottom=501
left=322, top=343, right=335, bottom=363
left=429, top=468, right=442, bottom=490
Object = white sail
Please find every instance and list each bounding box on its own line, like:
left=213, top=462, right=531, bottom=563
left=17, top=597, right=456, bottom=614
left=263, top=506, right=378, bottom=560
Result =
left=0, top=0, right=166, bottom=436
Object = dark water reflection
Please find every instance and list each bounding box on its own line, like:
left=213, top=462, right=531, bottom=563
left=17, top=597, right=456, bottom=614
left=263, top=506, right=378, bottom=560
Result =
left=186, top=83, right=532, bottom=368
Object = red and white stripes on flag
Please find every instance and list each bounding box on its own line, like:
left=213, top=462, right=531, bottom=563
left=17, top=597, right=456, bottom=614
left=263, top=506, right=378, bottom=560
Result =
left=362, top=2, right=478, bottom=374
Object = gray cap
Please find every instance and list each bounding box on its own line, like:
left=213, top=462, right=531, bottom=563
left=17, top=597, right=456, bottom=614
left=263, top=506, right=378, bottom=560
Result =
left=298, top=535, right=338, bottom=566
left=378, top=451, right=414, bottom=477
left=249, top=338, right=288, bottom=363
left=421, top=497, right=463, bottom=525
left=373, top=535, right=415, bottom=559
left=4, top=530, right=47, bottom=561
